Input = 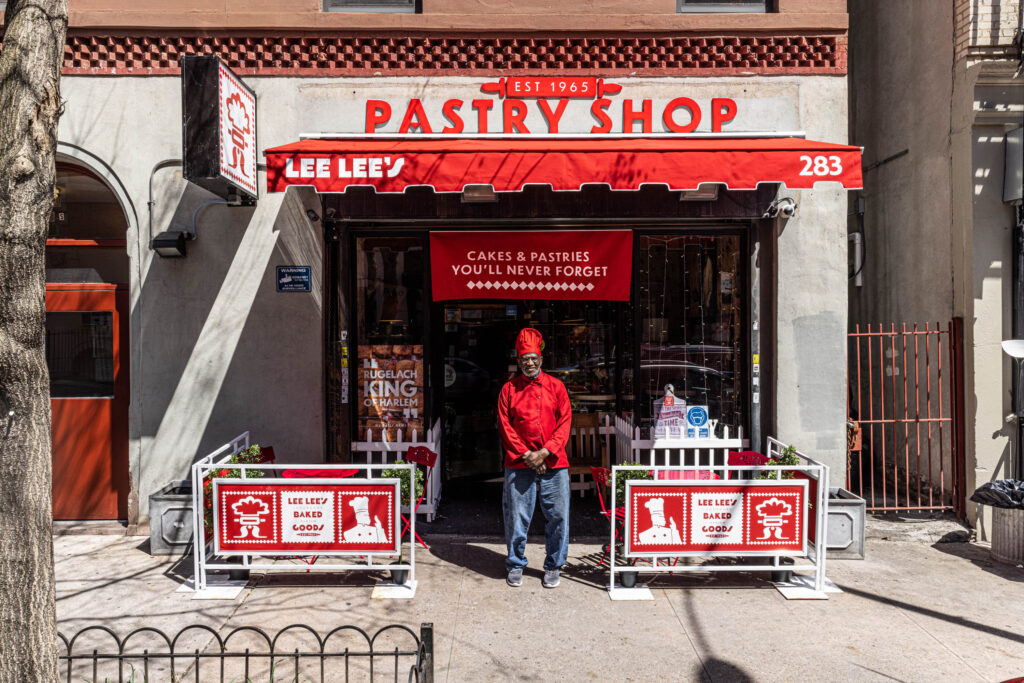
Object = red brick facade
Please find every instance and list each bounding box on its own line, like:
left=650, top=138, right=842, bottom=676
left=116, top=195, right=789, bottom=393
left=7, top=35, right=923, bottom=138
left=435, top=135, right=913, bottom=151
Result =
left=51, top=33, right=845, bottom=76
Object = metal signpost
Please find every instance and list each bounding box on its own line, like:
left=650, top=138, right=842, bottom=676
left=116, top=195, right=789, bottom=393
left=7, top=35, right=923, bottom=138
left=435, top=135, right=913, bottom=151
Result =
left=609, top=437, right=832, bottom=600
left=190, top=433, right=418, bottom=599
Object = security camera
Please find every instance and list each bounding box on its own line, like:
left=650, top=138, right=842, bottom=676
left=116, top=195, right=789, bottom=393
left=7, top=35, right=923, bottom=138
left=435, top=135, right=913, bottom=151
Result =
left=763, top=197, right=798, bottom=219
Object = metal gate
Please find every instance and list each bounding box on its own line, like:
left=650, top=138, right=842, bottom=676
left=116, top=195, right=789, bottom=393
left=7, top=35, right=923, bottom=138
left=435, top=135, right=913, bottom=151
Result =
left=847, top=319, right=966, bottom=515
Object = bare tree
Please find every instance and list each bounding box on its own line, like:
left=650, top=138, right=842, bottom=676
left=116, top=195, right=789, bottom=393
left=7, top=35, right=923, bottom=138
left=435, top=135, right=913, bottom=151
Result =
left=0, top=1, right=68, bottom=680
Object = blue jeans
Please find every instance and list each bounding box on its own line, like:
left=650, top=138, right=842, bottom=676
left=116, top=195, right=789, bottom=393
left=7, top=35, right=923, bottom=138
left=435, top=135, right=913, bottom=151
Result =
left=503, top=466, right=570, bottom=572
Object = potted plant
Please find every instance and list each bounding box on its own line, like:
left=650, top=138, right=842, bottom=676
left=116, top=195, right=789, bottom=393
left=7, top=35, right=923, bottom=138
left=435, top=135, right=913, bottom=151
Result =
left=202, top=445, right=267, bottom=580
left=378, top=460, right=425, bottom=584
left=379, top=460, right=426, bottom=506
left=758, top=443, right=799, bottom=479
left=614, top=463, right=653, bottom=588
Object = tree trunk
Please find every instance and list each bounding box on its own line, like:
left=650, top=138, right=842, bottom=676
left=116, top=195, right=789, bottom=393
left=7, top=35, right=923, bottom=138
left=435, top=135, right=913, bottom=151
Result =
left=0, top=1, right=68, bottom=681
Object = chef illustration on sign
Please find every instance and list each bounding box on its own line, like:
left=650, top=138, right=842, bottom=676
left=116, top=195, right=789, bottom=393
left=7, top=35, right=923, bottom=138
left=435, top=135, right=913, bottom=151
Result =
left=231, top=495, right=270, bottom=539
left=755, top=497, right=793, bottom=541
left=342, top=496, right=388, bottom=543
left=638, top=497, right=682, bottom=545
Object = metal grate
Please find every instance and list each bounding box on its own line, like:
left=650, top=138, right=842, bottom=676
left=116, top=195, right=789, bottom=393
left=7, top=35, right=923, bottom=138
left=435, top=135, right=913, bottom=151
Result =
left=847, top=320, right=966, bottom=515
left=58, top=622, right=433, bottom=683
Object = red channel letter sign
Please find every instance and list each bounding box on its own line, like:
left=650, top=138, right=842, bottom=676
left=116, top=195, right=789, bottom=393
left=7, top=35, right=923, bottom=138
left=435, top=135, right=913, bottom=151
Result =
left=624, top=480, right=807, bottom=557
left=213, top=480, right=399, bottom=555
left=429, top=230, right=632, bottom=301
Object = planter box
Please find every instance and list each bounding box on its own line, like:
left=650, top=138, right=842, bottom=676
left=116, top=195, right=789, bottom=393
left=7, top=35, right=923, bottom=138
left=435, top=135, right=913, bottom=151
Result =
left=149, top=480, right=194, bottom=556
left=992, top=507, right=1024, bottom=565
left=826, top=487, right=866, bottom=560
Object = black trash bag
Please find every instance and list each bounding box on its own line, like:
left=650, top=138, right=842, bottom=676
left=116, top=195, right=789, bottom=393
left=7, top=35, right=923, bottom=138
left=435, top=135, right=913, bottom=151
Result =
left=970, top=479, right=1024, bottom=509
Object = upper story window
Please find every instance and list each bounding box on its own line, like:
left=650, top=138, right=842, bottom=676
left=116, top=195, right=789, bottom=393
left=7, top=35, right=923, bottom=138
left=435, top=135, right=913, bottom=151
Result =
left=323, top=0, right=417, bottom=12
left=677, top=0, right=770, bottom=12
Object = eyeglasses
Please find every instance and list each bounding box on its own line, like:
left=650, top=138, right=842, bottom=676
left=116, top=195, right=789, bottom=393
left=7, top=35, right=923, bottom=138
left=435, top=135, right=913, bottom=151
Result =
left=519, top=356, right=541, bottom=365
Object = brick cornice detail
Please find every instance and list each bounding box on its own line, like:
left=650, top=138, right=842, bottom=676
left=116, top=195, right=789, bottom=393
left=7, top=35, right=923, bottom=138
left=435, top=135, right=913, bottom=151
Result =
left=44, top=32, right=847, bottom=76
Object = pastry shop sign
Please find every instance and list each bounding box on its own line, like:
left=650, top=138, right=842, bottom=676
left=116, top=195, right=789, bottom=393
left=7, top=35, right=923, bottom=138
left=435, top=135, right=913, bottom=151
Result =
left=362, top=77, right=739, bottom=134
left=213, top=480, right=400, bottom=555
left=624, top=480, right=808, bottom=557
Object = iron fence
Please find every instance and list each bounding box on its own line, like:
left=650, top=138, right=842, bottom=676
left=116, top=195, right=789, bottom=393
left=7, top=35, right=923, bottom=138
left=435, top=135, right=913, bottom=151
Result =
left=58, top=622, right=433, bottom=683
left=847, top=320, right=966, bottom=515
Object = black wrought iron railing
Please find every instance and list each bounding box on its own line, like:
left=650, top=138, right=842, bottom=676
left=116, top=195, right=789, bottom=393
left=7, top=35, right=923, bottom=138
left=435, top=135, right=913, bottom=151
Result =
left=58, top=622, right=434, bottom=682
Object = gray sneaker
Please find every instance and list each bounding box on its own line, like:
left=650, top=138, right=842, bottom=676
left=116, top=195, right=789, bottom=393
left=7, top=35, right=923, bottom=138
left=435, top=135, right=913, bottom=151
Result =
left=542, top=568, right=560, bottom=588
left=506, top=569, right=523, bottom=587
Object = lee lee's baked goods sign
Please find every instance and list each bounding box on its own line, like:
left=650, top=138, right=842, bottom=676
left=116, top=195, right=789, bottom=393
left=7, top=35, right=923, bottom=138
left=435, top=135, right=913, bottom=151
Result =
left=213, top=480, right=399, bottom=555
left=624, top=480, right=808, bottom=557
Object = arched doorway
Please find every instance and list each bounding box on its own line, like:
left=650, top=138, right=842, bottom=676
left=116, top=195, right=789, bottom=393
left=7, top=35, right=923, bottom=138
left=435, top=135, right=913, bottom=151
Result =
left=46, top=161, right=131, bottom=520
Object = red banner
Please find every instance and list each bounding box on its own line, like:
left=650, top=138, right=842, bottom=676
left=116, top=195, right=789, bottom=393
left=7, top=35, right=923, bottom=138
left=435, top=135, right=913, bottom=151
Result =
left=624, top=481, right=807, bottom=556
left=213, top=481, right=399, bottom=555
left=429, top=230, right=632, bottom=301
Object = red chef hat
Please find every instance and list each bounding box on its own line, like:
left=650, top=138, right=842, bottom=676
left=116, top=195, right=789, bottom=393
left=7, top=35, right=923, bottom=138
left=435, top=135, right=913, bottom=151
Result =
left=515, top=328, right=543, bottom=357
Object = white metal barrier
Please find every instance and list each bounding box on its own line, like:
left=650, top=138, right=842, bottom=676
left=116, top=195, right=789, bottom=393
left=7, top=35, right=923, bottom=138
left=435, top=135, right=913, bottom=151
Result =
left=351, top=418, right=443, bottom=522
left=190, top=433, right=418, bottom=592
left=608, top=436, right=831, bottom=598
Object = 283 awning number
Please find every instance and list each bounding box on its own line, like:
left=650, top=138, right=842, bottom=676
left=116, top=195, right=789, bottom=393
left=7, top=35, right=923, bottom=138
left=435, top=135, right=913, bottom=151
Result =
left=799, top=155, right=843, bottom=176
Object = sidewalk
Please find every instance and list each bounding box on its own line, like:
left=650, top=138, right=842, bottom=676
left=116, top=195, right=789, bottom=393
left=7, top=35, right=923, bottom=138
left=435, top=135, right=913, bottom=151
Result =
left=56, top=526, right=1024, bottom=682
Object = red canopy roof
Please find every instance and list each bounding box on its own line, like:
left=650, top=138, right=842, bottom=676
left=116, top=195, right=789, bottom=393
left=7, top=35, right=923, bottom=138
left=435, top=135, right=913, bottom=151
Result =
left=264, top=136, right=862, bottom=194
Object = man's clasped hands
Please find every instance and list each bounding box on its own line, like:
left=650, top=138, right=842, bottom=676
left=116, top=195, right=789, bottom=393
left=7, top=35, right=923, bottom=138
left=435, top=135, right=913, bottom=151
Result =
left=522, top=448, right=552, bottom=475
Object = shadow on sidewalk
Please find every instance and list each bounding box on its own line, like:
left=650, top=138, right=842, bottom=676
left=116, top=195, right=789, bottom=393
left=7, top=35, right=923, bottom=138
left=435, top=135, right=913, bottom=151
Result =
left=838, top=582, right=1024, bottom=646
left=930, top=538, right=1024, bottom=584
left=427, top=540, right=508, bottom=581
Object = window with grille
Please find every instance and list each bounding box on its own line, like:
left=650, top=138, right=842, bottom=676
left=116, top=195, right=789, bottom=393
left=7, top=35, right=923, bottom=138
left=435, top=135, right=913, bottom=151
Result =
left=677, top=0, right=770, bottom=12
left=323, top=0, right=417, bottom=12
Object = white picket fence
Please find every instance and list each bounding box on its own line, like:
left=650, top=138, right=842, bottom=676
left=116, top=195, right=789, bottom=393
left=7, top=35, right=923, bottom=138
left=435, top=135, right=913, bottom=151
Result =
left=613, top=414, right=748, bottom=478
left=352, top=419, right=443, bottom=522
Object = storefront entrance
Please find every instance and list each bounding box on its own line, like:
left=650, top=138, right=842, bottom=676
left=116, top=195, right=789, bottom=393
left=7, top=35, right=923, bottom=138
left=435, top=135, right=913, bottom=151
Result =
left=439, top=300, right=618, bottom=485
left=339, top=223, right=755, bottom=479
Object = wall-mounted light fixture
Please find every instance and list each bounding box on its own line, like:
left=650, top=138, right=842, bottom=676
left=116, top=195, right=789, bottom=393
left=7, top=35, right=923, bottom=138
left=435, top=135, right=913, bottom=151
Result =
left=680, top=184, right=720, bottom=201
left=152, top=231, right=188, bottom=258
left=461, top=184, right=498, bottom=203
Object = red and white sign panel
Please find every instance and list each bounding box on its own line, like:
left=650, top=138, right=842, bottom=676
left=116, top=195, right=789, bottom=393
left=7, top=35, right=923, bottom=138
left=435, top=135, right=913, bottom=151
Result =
left=624, top=480, right=807, bottom=557
left=429, top=230, right=632, bottom=301
left=213, top=480, right=399, bottom=555
left=264, top=137, right=863, bottom=195
left=218, top=64, right=257, bottom=198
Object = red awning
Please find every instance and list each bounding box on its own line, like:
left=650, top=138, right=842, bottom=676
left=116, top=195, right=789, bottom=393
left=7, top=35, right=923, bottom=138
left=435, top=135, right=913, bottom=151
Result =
left=264, top=136, right=862, bottom=194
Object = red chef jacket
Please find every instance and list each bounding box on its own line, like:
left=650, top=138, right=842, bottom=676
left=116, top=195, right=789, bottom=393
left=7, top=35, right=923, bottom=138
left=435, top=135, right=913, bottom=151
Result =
left=497, top=370, right=572, bottom=469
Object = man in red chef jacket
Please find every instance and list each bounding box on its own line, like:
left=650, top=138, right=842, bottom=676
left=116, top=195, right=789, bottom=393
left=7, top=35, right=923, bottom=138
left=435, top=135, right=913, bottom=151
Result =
left=498, top=328, right=572, bottom=588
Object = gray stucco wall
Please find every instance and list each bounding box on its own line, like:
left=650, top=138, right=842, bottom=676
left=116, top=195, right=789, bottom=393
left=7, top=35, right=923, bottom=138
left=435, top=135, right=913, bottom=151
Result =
left=848, top=0, right=956, bottom=327
left=58, top=73, right=850, bottom=523
left=850, top=0, right=1024, bottom=532
left=59, top=77, right=326, bottom=526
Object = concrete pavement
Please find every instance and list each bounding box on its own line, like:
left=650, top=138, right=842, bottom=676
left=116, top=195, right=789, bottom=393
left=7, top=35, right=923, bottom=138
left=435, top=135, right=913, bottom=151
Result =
left=55, top=526, right=1024, bottom=682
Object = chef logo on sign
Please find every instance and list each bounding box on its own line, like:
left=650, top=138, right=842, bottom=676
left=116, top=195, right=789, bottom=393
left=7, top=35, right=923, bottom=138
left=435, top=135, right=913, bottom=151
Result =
left=342, top=496, right=388, bottom=543
left=637, top=497, right=682, bottom=545
left=225, top=93, right=251, bottom=177
left=755, top=497, right=793, bottom=541
left=231, top=495, right=270, bottom=539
